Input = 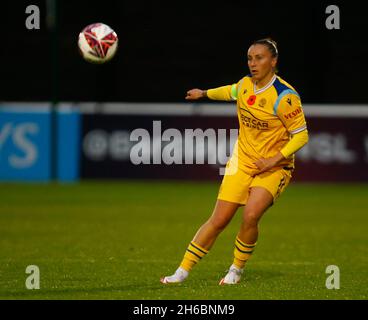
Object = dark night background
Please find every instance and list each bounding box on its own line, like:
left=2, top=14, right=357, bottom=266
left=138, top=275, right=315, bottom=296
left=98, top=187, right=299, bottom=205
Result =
left=2, top=0, right=367, bottom=103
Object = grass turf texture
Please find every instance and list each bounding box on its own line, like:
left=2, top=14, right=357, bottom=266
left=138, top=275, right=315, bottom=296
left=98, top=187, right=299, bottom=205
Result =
left=0, top=181, right=367, bottom=300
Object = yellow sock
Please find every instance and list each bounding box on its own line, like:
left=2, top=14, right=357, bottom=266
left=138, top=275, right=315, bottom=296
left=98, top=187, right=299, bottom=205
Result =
left=233, top=236, right=256, bottom=269
left=180, top=241, right=209, bottom=272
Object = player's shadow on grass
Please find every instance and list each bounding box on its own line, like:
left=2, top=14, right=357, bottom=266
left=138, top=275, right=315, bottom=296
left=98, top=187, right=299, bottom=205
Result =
left=244, top=269, right=285, bottom=282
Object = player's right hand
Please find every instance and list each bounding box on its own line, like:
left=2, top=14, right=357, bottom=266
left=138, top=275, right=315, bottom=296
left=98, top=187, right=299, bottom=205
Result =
left=185, top=89, right=205, bottom=100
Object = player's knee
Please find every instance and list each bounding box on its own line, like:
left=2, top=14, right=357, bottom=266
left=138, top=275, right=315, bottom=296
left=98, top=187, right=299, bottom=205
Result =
left=243, top=209, right=261, bottom=226
left=207, top=216, right=228, bottom=233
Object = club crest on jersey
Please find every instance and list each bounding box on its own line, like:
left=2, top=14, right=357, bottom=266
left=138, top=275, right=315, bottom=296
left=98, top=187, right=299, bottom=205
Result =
left=258, top=98, right=267, bottom=108
left=247, top=95, right=256, bottom=106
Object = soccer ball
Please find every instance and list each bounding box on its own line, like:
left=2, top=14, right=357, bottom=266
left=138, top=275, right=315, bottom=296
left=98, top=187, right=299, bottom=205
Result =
left=78, top=23, right=118, bottom=64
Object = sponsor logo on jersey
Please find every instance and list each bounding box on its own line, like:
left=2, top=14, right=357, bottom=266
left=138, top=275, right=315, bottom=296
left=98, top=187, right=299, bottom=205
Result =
left=284, top=106, right=302, bottom=120
left=240, top=114, right=268, bottom=130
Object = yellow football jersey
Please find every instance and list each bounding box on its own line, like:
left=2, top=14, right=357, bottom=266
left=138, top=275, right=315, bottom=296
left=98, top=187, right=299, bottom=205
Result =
left=207, top=74, right=307, bottom=175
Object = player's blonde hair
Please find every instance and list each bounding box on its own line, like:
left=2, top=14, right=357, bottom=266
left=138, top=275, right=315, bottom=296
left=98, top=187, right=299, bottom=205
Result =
left=252, top=38, right=278, bottom=58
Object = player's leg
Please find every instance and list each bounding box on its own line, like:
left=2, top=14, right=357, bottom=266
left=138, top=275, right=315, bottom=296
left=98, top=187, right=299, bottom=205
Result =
left=219, top=186, right=273, bottom=285
left=238, top=186, right=273, bottom=244
left=192, top=199, right=240, bottom=249
left=220, top=169, right=291, bottom=285
left=160, top=199, right=239, bottom=284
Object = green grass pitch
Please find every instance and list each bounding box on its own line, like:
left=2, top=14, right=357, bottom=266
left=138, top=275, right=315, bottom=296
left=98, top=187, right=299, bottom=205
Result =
left=0, top=181, right=367, bottom=300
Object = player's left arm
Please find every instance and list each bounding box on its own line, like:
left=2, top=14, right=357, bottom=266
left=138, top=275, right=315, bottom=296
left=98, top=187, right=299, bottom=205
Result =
left=277, top=93, right=309, bottom=158
left=254, top=93, right=309, bottom=173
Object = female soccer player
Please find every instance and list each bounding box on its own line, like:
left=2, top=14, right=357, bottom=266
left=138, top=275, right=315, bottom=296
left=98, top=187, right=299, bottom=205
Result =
left=161, top=38, right=309, bottom=285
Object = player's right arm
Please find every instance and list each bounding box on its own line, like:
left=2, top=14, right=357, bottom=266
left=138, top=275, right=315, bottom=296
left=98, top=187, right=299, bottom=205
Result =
left=185, top=83, right=238, bottom=101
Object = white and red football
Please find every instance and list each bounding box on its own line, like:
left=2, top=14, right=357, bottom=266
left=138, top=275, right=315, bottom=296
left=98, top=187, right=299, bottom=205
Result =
left=78, top=23, right=118, bottom=64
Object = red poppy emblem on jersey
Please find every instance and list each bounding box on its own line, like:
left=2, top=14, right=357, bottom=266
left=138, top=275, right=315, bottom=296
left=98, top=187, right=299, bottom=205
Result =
left=247, top=95, right=257, bottom=106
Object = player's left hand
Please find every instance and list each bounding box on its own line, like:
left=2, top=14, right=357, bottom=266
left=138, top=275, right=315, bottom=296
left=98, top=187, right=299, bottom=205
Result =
left=254, top=152, right=285, bottom=174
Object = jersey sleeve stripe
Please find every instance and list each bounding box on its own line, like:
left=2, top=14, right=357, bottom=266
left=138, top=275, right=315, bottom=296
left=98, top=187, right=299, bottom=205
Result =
left=273, top=89, right=300, bottom=115
left=290, top=125, right=307, bottom=135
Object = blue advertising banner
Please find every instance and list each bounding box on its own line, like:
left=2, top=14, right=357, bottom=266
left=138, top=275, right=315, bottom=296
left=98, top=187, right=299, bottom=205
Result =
left=0, top=107, right=52, bottom=181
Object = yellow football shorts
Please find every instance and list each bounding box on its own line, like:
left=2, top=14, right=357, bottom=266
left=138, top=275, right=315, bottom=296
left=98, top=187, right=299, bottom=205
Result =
left=217, top=161, right=292, bottom=205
